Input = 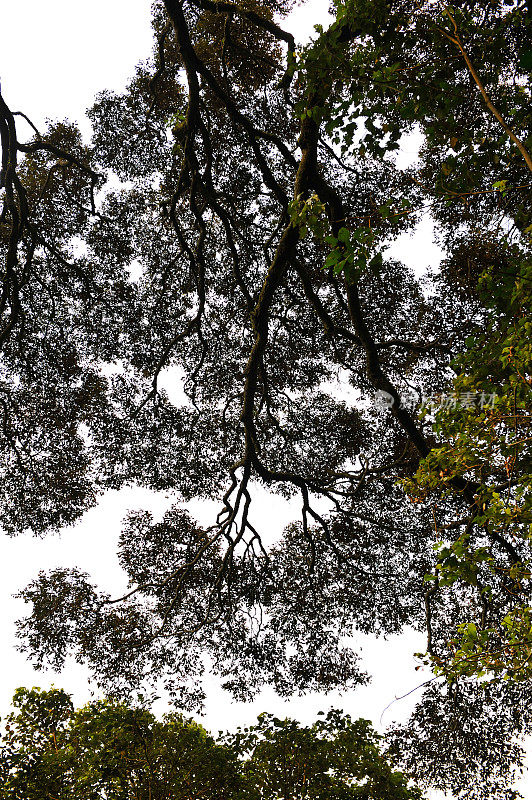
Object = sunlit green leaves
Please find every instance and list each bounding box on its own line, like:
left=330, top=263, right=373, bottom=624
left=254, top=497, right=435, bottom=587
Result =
left=1, top=690, right=422, bottom=800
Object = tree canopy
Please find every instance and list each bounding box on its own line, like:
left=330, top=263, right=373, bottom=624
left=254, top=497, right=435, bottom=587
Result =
left=1, top=0, right=531, bottom=797
left=0, top=687, right=420, bottom=799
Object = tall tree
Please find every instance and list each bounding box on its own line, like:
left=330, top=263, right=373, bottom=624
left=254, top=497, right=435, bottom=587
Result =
left=1, top=1, right=531, bottom=797
left=0, top=687, right=420, bottom=799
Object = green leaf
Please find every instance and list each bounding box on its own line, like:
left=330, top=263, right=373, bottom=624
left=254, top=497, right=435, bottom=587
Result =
left=337, top=227, right=351, bottom=244
left=519, top=48, right=532, bottom=71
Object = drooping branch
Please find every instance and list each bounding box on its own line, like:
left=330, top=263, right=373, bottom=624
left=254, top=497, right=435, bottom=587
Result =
left=437, top=5, right=532, bottom=174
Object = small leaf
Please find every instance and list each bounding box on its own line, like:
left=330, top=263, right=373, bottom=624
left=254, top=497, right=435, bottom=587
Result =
left=519, top=48, right=532, bottom=71
left=337, top=227, right=351, bottom=244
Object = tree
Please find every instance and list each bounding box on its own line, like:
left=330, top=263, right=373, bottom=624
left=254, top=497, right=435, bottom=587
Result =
left=406, top=259, right=532, bottom=683
left=227, top=710, right=420, bottom=800
left=0, top=687, right=240, bottom=799
left=0, top=687, right=420, bottom=799
left=1, top=0, right=531, bottom=797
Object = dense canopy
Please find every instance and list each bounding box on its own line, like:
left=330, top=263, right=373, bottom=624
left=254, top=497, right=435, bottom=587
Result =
left=0, top=687, right=420, bottom=800
left=1, top=0, right=531, bottom=797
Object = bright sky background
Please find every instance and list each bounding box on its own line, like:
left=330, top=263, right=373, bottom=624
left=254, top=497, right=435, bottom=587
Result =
left=0, top=2, right=529, bottom=797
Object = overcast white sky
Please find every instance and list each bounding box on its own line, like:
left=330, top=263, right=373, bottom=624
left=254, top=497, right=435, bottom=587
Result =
left=0, top=2, right=529, bottom=796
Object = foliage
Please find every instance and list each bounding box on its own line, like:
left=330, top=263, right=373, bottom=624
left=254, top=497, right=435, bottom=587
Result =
left=0, top=688, right=420, bottom=799
left=0, top=0, right=531, bottom=797
left=0, top=686, right=240, bottom=799
left=406, top=250, right=532, bottom=682
left=227, top=710, right=421, bottom=800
